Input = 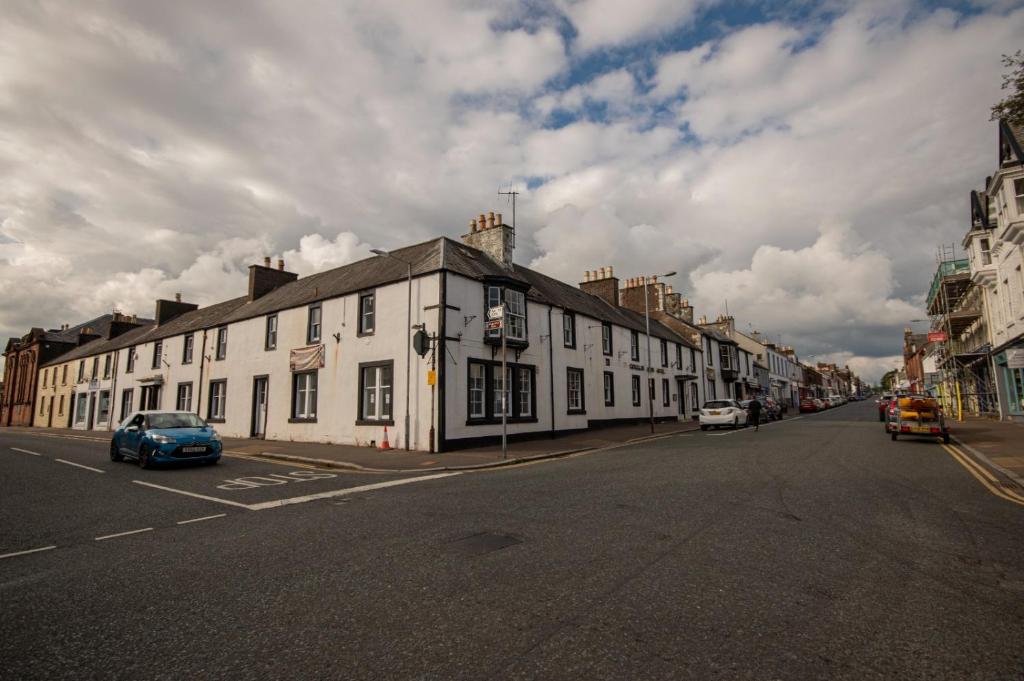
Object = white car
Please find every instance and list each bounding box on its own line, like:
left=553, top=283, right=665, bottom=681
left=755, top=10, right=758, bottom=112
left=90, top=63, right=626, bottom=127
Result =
left=699, top=399, right=749, bottom=430
left=827, top=394, right=844, bottom=406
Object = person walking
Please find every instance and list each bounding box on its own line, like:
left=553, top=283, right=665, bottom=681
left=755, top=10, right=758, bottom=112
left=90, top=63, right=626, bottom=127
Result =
left=748, top=396, right=763, bottom=432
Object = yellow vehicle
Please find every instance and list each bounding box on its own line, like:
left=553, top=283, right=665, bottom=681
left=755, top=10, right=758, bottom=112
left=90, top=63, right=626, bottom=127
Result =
left=887, top=395, right=950, bottom=443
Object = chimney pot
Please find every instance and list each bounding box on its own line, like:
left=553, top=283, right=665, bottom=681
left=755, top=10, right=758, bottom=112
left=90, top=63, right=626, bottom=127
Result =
left=264, top=256, right=271, bottom=267
left=608, top=266, right=613, bottom=278
left=495, top=213, right=502, bottom=226
left=470, top=219, right=477, bottom=233
left=277, top=258, right=284, bottom=271
left=486, top=212, right=495, bottom=230
left=478, top=213, right=486, bottom=229
left=175, top=292, right=181, bottom=303
left=583, top=271, right=590, bottom=283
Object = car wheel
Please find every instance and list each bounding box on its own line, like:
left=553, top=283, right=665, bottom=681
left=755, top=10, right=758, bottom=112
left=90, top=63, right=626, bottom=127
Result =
left=700, top=425, right=708, bottom=431
left=731, top=418, right=738, bottom=430
left=109, top=440, right=123, bottom=462
left=891, top=432, right=898, bottom=441
left=138, top=445, right=153, bottom=470
left=207, top=457, right=220, bottom=466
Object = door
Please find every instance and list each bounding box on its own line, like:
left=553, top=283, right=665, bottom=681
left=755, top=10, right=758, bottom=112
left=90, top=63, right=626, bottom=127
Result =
left=121, top=413, right=145, bottom=455
left=251, top=377, right=268, bottom=438
left=140, top=385, right=161, bottom=410
left=86, top=393, right=95, bottom=430
left=677, top=379, right=686, bottom=416
left=47, top=396, right=54, bottom=428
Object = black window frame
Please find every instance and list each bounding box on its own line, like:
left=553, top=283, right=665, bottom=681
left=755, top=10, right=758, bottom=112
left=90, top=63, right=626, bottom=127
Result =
left=307, top=304, right=322, bottom=344
left=356, top=360, right=394, bottom=426
left=152, top=341, right=162, bottom=370
left=125, top=347, right=135, bottom=374
left=90, top=356, right=98, bottom=380
left=265, top=314, right=278, bottom=350
left=601, top=322, right=612, bottom=356
left=660, top=339, right=668, bottom=367
left=176, top=381, right=194, bottom=412
left=215, top=327, right=228, bottom=360
left=603, top=371, right=615, bottom=407
left=562, top=313, right=576, bottom=349
left=77, top=360, right=85, bottom=383
left=465, top=359, right=538, bottom=425
left=566, top=367, right=586, bottom=415
left=358, top=291, right=375, bottom=337
left=102, top=354, right=111, bottom=379
left=119, top=389, right=133, bottom=421
left=662, top=378, right=670, bottom=407
left=182, top=334, right=194, bottom=365
left=290, top=370, right=318, bottom=422
left=676, top=344, right=684, bottom=371
left=630, top=330, right=640, bottom=362
left=207, top=379, right=227, bottom=422
left=632, top=375, right=641, bottom=406
left=483, top=282, right=529, bottom=346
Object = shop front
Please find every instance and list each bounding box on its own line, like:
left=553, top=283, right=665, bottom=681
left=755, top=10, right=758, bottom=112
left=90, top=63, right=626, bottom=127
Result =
left=993, top=344, right=1024, bottom=422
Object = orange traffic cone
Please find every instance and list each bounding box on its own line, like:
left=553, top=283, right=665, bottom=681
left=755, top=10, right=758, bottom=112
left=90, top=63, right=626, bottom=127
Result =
left=379, top=426, right=392, bottom=451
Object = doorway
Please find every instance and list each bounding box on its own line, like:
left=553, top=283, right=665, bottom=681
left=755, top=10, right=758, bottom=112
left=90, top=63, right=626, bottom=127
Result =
left=676, top=378, right=686, bottom=417
left=251, top=376, right=268, bottom=438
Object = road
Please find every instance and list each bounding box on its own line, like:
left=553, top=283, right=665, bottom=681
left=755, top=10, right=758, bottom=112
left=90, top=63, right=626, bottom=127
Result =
left=1, top=402, right=1022, bottom=680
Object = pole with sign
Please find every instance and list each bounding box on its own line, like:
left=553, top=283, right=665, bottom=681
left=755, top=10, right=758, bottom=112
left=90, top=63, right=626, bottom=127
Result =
left=500, top=304, right=507, bottom=459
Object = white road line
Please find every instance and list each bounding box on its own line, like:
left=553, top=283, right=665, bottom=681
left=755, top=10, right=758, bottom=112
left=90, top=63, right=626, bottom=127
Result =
left=176, top=514, right=227, bottom=525
left=132, top=481, right=253, bottom=509
left=54, top=458, right=105, bottom=473
left=706, top=416, right=805, bottom=436
left=94, top=527, right=153, bottom=541
left=246, top=472, right=462, bottom=511
left=10, top=447, right=42, bottom=456
left=0, top=545, right=57, bottom=560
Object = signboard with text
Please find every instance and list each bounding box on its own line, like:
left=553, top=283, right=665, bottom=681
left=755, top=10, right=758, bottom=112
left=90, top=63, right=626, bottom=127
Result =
left=927, top=331, right=947, bottom=343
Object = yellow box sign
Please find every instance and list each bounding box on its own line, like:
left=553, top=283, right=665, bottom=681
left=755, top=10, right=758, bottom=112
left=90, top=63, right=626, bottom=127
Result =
left=427, top=370, right=437, bottom=386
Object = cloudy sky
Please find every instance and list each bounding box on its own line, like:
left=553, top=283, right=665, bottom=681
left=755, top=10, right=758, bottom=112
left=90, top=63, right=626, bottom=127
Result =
left=2, top=0, right=1022, bottom=382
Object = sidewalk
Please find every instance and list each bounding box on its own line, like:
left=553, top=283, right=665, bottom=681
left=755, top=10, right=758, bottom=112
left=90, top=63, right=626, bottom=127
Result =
left=3, top=421, right=701, bottom=473
left=951, top=416, right=1024, bottom=484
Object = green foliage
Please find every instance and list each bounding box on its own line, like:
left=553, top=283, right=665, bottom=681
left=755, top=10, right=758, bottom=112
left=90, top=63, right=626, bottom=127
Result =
left=991, top=50, right=1024, bottom=126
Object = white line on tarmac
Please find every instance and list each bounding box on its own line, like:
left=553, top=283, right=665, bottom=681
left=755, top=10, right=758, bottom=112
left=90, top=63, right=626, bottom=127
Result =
left=95, top=527, right=153, bottom=541
left=245, top=472, right=462, bottom=511
left=0, top=545, right=57, bottom=560
left=54, top=458, right=105, bottom=473
left=706, top=416, right=805, bottom=437
left=132, top=481, right=253, bottom=509
left=10, top=447, right=42, bottom=456
left=176, top=514, right=227, bottom=525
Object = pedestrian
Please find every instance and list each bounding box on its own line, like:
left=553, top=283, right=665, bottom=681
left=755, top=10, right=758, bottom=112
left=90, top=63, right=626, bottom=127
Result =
left=748, top=397, right=763, bottom=431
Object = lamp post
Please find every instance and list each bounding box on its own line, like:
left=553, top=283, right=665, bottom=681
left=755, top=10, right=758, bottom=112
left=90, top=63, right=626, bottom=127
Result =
left=371, top=248, right=413, bottom=451
left=641, top=271, right=676, bottom=433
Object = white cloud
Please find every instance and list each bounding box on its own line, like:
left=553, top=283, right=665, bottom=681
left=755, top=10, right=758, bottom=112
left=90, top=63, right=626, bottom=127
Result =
left=559, top=0, right=709, bottom=51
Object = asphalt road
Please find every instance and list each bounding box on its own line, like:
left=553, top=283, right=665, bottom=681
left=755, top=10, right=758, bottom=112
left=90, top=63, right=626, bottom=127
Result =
left=1, top=402, right=1022, bottom=680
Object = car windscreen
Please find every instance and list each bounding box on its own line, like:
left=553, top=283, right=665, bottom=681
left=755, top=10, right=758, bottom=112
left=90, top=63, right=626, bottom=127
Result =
left=703, top=401, right=733, bottom=409
left=147, top=413, right=207, bottom=429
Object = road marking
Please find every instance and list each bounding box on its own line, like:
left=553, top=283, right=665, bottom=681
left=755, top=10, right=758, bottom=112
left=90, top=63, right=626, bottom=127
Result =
left=947, top=443, right=1024, bottom=505
left=10, top=447, right=42, bottom=456
left=0, top=545, right=57, bottom=560
left=246, top=472, right=461, bottom=511
left=941, top=444, right=1024, bottom=508
left=705, top=416, right=804, bottom=436
left=54, top=458, right=105, bottom=473
left=95, top=527, right=154, bottom=541
left=132, top=480, right=253, bottom=509
left=176, top=514, right=227, bottom=525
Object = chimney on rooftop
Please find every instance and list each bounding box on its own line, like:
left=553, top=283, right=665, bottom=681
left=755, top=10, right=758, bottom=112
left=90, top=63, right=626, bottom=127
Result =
left=264, top=256, right=271, bottom=267
left=175, top=292, right=182, bottom=303
left=277, top=258, right=285, bottom=271
left=155, top=297, right=199, bottom=327
left=580, top=266, right=619, bottom=307
left=461, top=210, right=515, bottom=267
left=249, top=258, right=298, bottom=302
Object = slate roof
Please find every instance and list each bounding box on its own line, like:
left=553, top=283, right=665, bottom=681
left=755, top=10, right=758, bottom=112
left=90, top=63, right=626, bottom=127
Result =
left=42, top=314, right=117, bottom=344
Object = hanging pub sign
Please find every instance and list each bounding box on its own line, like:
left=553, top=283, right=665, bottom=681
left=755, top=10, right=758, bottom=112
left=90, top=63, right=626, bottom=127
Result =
left=290, top=344, right=325, bottom=371
left=927, top=331, right=947, bottom=343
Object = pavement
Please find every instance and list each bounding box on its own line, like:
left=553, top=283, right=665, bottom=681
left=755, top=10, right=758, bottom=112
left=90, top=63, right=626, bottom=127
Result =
left=2, top=419, right=703, bottom=472
left=2, top=401, right=1023, bottom=680
left=949, top=415, right=1024, bottom=484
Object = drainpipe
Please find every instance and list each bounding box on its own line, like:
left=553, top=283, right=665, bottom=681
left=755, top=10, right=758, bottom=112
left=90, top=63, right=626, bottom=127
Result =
left=548, top=305, right=555, bottom=439
left=196, top=329, right=208, bottom=418
left=436, top=271, right=447, bottom=453
left=108, top=350, right=119, bottom=430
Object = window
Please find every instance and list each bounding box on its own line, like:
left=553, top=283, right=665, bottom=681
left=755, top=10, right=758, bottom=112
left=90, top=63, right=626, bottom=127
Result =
left=292, top=372, right=318, bottom=420
left=630, top=331, right=640, bottom=361
left=42, top=369, right=48, bottom=388
left=708, top=381, right=716, bottom=400
left=98, top=391, right=110, bottom=424
left=307, top=304, right=322, bottom=344
left=61, top=364, right=67, bottom=385
left=649, top=377, right=655, bottom=400
left=103, top=354, right=111, bottom=379
left=601, top=322, right=612, bottom=355
left=676, top=345, right=683, bottom=372
left=485, top=285, right=527, bottom=342
left=77, top=361, right=85, bottom=383
left=39, top=397, right=45, bottom=415
left=215, top=327, right=227, bottom=360
left=119, top=389, right=133, bottom=421
left=563, top=313, right=575, bottom=348
left=176, top=382, right=193, bottom=412
left=265, top=315, right=278, bottom=350
left=567, top=368, right=585, bottom=413
left=75, top=393, right=88, bottom=424
left=125, top=347, right=135, bottom=374
left=604, top=371, right=615, bottom=406
left=745, top=353, right=750, bottom=375
left=690, top=348, right=696, bottom=373
left=359, top=362, right=393, bottom=423
left=632, top=375, right=641, bottom=406
left=1015, top=178, right=1024, bottom=216
left=662, top=378, right=670, bottom=407
left=980, top=238, right=992, bottom=266
left=58, top=395, right=65, bottom=415
left=91, top=357, right=98, bottom=380
left=719, top=344, right=732, bottom=370
left=469, top=363, right=485, bottom=418
left=182, top=334, right=194, bottom=364
left=705, top=337, right=713, bottom=366
left=660, top=339, right=668, bottom=367
left=152, top=341, right=162, bottom=369
left=208, top=380, right=227, bottom=421
left=466, top=360, right=536, bottom=422
left=359, top=293, right=375, bottom=335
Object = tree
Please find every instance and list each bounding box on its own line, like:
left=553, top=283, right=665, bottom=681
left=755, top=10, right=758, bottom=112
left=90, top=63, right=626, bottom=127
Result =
left=991, top=51, right=1024, bottom=126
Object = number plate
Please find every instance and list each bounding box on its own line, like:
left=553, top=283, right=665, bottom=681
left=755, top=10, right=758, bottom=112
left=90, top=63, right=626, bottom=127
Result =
left=709, top=411, right=720, bottom=415
left=181, top=446, right=207, bottom=453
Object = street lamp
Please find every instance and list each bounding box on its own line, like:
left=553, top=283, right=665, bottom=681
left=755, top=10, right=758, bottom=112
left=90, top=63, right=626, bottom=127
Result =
left=371, top=248, right=413, bottom=451
left=640, top=271, right=676, bottom=433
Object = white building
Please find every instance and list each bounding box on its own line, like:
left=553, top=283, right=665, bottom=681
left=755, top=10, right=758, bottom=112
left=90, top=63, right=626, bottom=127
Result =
left=38, top=215, right=705, bottom=450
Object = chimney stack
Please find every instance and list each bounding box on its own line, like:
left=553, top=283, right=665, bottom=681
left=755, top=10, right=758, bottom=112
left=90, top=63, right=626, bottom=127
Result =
left=277, top=258, right=285, bottom=271
left=264, top=256, right=271, bottom=267
left=580, top=265, right=620, bottom=307
left=462, top=209, right=515, bottom=267
left=155, top=297, right=199, bottom=326
left=175, top=292, right=182, bottom=303
left=249, top=259, right=298, bottom=302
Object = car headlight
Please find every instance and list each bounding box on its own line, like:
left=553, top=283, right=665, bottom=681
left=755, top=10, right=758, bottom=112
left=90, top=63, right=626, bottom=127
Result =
left=150, top=433, right=176, bottom=444
left=210, top=431, right=222, bottom=442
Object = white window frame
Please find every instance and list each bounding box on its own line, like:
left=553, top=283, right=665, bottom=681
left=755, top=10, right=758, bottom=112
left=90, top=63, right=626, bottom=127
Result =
left=359, top=293, right=375, bottom=334
left=562, top=314, right=575, bottom=347
left=604, top=372, right=614, bottom=406
left=215, top=328, right=227, bottom=360
left=518, top=367, right=532, bottom=417
left=360, top=364, right=392, bottom=421
left=208, top=380, right=226, bottom=420
left=266, top=314, right=278, bottom=349
left=293, top=371, right=318, bottom=419
left=632, top=375, right=641, bottom=406
left=176, top=383, right=193, bottom=412
left=567, top=368, right=583, bottom=412
left=469, top=363, right=486, bottom=418
left=505, top=289, right=526, bottom=341
left=307, top=305, right=322, bottom=344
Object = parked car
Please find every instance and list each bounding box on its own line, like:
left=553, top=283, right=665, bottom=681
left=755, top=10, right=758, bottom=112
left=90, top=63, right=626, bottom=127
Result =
left=813, top=398, right=825, bottom=410
left=740, top=400, right=769, bottom=424
left=111, top=410, right=223, bottom=469
left=877, top=394, right=894, bottom=421
left=820, top=397, right=832, bottom=409
left=827, top=394, right=843, bottom=406
left=699, top=400, right=749, bottom=430
left=799, top=398, right=818, bottom=413
left=760, top=397, right=783, bottom=420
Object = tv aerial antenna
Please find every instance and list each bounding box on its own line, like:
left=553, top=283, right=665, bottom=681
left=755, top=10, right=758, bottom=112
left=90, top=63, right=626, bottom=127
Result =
left=498, top=186, right=519, bottom=248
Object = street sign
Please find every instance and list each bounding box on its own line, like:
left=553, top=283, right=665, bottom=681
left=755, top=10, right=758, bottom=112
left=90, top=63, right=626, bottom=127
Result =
left=412, top=329, right=430, bottom=357
left=486, top=319, right=502, bottom=330
left=487, top=305, right=504, bottom=320
left=927, top=331, right=947, bottom=342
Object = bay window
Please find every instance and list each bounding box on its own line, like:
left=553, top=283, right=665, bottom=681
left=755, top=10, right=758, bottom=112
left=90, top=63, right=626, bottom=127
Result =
left=484, top=284, right=528, bottom=344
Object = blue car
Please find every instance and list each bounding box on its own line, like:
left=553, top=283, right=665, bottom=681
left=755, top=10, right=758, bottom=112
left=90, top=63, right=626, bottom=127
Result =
left=111, top=410, right=223, bottom=468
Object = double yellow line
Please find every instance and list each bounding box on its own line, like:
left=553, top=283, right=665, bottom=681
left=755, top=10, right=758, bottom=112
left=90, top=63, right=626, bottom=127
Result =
left=941, top=442, right=1024, bottom=507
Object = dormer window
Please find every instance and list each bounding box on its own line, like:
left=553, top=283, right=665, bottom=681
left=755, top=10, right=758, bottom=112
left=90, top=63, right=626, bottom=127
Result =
left=484, top=283, right=527, bottom=344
